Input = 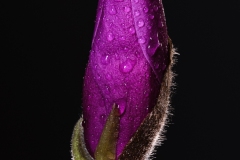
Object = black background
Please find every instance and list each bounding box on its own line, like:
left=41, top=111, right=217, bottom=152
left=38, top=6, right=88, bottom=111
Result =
left=1, top=0, right=239, bottom=159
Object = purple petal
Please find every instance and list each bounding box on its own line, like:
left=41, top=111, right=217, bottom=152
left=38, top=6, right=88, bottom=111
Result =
left=82, top=0, right=169, bottom=157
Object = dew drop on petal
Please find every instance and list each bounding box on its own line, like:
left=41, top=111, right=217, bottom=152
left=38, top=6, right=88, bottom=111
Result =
left=146, top=106, right=149, bottom=111
left=149, top=14, right=154, bottom=19
left=159, top=21, right=164, bottom=27
left=115, top=54, right=120, bottom=60
left=116, top=98, right=127, bottom=115
left=107, top=32, right=114, bottom=41
left=134, top=0, right=139, bottom=3
left=101, top=55, right=110, bottom=65
left=135, top=51, right=140, bottom=57
left=109, top=5, right=117, bottom=15
left=105, top=85, right=110, bottom=93
left=119, top=59, right=136, bottom=73
left=100, top=114, right=106, bottom=124
left=143, top=7, right=149, bottom=13
left=138, top=37, right=146, bottom=44
left=95, top=74, right=101, bottom=80
left=153, top=5, right=158, bottom=11
left=137, top=19, right=145, bottom=27
left=87, top=106, right=90, bottom=111
left=134, top=10, right=140, bottom=16
left=124, top=6, right=131, bottom=13
left=129, top=26, right=135, bottom=34
left=120, top=36, right=125, bottom=40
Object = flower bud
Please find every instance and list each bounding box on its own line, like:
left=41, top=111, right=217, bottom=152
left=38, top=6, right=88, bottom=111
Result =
left=72, top=0, right=175, bottom=159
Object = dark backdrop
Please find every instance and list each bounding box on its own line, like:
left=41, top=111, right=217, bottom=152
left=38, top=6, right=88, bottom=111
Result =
left=1, top=0, right=239, bottom=159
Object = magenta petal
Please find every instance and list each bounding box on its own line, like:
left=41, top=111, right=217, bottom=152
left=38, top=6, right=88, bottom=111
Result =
left=82, top=0, right=169, bottom=157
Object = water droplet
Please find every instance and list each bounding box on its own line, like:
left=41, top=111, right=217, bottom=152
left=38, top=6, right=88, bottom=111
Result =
left=119, top=59, right=136, bottom=73
left=115, top=54, right=120, bottom=60
left=96, top=75, right=101, bottom=80
left=134, top=0, right=139, bottom=3
left=135, top=51, right=140, bottom=57
left=137, top=19, right=145, bottom=27
left=129, top=26, right=135, bottom=34
left=109, top=5, right=117, bottom=15
left=116, top=98, right=127, bottom=115
left=120, top=36, right=125, bottom=40
left=159, top=21, right=164, bottom=27
left=146, top=106, right=149, bottom=111
left=124, top=6, right=131, bottom=13
left=143, top=91, right=147, bottom=96
left=149, top=14, right=154, bottom=19
left=148, top=45, right=151, bottom=49
left=87, top=106, right=90, bottom=111
left=134, top=10, right=140, bottom=16
left=153, top=5, right=158, bottom=11
left=107, top=32, right=114, bottom=41
left=101, top=55, right=110, bottom=65
left=138, top=37, right=146, bottom=44
left=143, top=7, right=149, bottom=13
left=105, top=85, right=110, bottom=93
left=100, top=114, right=106, bottom=123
